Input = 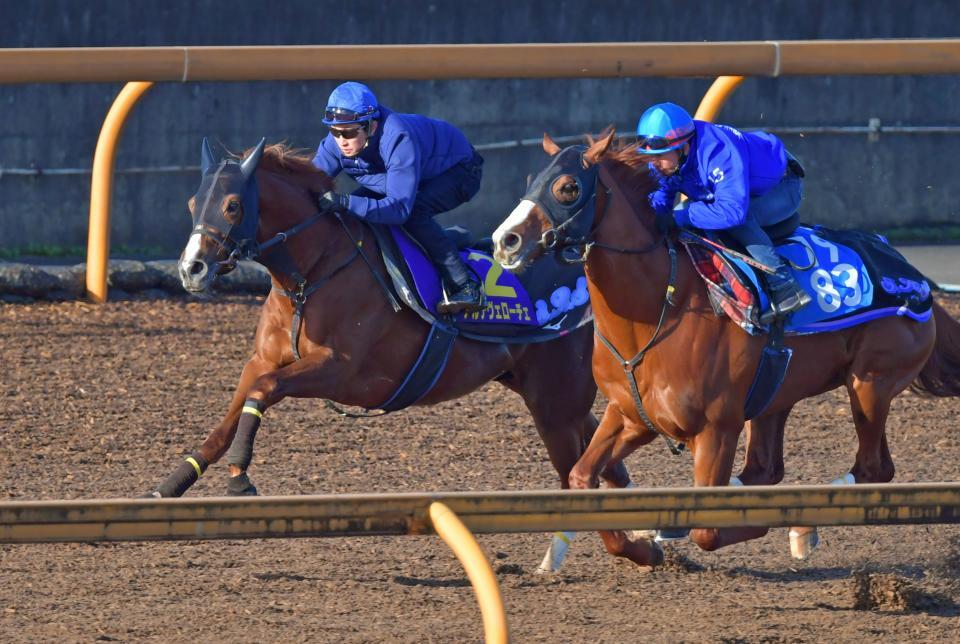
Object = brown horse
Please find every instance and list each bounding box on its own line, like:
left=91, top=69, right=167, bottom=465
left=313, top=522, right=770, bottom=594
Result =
left=148, top=139, right=631, bottom=566
left=492, top=129, right=960, bottom=567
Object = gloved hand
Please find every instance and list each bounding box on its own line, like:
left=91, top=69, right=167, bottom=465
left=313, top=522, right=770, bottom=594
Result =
left=318, top=190, right=348, bottom=214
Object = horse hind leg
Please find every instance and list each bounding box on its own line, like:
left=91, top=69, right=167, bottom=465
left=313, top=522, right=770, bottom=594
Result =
left=788, top=359, right=917, bottom=559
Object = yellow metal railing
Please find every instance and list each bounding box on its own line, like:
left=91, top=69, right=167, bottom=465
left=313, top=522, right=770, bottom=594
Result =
left=429, top=502, right=509, bottom=644
left=86, top=81, right=154, bottom=303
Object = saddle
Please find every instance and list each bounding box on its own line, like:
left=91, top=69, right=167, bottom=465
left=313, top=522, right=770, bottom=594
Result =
left=370, top=224, right=593, bottom=344
left=681, top=224, right=934, bottom=336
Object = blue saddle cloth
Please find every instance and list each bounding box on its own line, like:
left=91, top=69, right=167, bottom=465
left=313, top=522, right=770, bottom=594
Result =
left=370, top=225, right=593, bottom=343
left=682, top=225, right=934, bottom=336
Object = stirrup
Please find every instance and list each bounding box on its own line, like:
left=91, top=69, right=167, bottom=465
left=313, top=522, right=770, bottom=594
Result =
left=436, top=283, right=486, bottom=315
left=759, top=289, right=811, bottom=326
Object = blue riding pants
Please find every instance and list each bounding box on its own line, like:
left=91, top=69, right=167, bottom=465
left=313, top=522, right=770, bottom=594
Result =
left=356, top=151, right=483, bottom=287
left=725, top=160, right=804, bottom=269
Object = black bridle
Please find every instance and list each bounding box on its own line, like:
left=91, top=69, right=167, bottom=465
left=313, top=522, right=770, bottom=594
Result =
left=189, top=138, right=400, bottom=360
left=525, top=144, right=684, bottom=455
left=524, top=145, right=668, bottom=264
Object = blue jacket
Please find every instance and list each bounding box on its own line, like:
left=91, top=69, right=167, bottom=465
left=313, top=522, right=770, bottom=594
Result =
left=648, top=121, right=788, bottom=230
left=312, top=106, right=475, bottom=225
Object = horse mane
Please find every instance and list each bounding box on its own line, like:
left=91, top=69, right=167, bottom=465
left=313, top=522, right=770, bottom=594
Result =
left=235, top=142, right=334, bottom=191
left=603, top=139, right=660, bottom=211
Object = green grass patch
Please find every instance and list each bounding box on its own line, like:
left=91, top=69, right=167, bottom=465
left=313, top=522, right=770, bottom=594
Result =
left=874, top=225, right=960, bottom=245
left=0, top=243, right=168, bottom=260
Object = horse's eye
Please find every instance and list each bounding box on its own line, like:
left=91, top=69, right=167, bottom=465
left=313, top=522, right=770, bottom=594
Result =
left=226, top=201, right=240, bottom=213
left=551, top=176, right=580, bottom=204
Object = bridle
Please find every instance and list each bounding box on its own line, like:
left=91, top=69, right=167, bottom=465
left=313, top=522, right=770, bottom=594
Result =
left=526, top=146, right=667, bottom=264
left=189, top=140, right=400, bottom=361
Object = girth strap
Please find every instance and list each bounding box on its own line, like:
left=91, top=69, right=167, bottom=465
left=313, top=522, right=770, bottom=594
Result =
left=743, top=321, right=793, bottom=420
left=323, top=320, right=459, bottom=418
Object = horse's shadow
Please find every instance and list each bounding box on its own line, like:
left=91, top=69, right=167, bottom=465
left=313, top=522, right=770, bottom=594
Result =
left=392, top=575, right=472, bottom=588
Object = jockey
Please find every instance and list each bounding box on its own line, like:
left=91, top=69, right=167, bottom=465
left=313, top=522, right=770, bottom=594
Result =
left=312, top=81, right=485, bottom=315
left=636, top=102, right=811, bottom=324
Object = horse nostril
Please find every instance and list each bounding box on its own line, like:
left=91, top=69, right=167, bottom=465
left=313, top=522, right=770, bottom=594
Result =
left=188, top=260, right=207, bottom=277
left=503, top=232, right=522, bottom=252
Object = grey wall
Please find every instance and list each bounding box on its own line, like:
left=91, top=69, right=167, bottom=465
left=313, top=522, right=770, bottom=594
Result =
left=1, top=0, right=959, bottom=256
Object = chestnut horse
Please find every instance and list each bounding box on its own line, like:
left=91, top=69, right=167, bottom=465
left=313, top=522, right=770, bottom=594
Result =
left=492, top=129, right=960, bottom=568
left=148, top=139, right=631, bottom=566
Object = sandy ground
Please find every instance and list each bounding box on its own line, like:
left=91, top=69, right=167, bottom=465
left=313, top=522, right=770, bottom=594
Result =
left=1, top=295, right=959, bottom=643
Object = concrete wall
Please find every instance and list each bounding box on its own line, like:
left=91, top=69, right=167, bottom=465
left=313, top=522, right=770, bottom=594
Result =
left=1, top=0, right=959, bottom=255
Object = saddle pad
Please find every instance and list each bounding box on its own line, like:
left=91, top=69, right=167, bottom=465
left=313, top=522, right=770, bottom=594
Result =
left=372, top=224, right=593, bottom=344
left=682, top=226, right=933, bottom=336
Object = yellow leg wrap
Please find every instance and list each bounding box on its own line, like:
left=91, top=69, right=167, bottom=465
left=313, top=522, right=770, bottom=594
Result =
left=242, top=405, right=263, bottom=418
left=185, top=456, right=203, bottom=478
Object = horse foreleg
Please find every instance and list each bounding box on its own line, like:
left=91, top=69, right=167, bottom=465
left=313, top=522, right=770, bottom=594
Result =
left=536, top=412, right=634, bottom=573
left=738, top=407, right=790, bottom=486
left=222, top=350, right=344, bottom=496
left=570, top=404, right=663, bottom=568
left=688, top=423, right=769, bottom=551
left=147, top=356, right=275, bottom=498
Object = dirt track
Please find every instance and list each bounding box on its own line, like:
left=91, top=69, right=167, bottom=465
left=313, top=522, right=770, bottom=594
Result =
left=1, top=294, right=959, bottom=643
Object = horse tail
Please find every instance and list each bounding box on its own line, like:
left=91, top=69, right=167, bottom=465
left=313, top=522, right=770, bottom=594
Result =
left=912, top=301, right=960, bottom=397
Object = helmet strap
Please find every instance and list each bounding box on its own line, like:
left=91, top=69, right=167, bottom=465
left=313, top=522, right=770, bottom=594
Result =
left=676, top=141, right=690, bottom=169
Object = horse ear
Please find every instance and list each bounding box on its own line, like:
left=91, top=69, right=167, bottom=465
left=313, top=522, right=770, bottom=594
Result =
left=240, top=138, right=267, bottom=180
left=584, top=127, right=616, bottom=166
left=542, top=133, right=561, bottom=156
left=200, top=137, right=217, bottom=174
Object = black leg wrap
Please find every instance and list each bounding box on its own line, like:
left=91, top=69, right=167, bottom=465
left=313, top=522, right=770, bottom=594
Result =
left=156, top=451, right=208, bottom=498
left=226, top=472, right=258, bottom=496
left=226, top=398, right=263, bottom=470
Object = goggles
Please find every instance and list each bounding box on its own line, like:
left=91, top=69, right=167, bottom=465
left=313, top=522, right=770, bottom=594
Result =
left=636, top=134, right=692, bottom=153
left=324, top=106, right=377, bottom=123
left=330, top=125, right=367, bottom=140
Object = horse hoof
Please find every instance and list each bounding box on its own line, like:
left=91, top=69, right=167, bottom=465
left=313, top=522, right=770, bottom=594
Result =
left=139, top=491, right=162, bottom=499
left=654, top=527, right=690, bottom=542
left=624, top=536, right=664, bottom=568
left=226, top=473, right=259, bottom=496
left=789, top=527, right=820, bottom=560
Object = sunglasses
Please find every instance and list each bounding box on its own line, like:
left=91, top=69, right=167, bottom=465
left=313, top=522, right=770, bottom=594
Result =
left=636, top=134, right=691, bottom=152
left=324, top=106, right=376, bottom=123
left=330, top=126, right=366, bottom=140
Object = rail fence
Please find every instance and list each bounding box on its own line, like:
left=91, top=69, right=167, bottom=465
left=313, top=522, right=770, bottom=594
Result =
left=3, top=483, right=960, bottom=643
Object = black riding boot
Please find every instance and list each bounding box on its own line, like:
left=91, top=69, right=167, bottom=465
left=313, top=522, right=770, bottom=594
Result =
left=760, top=266, right=812, bottom=325
left=438, top=273, right=486, bottom=315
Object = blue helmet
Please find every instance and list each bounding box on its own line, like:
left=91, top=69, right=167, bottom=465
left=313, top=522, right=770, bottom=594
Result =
left=322, top=81, right=381, bottom=126
left=635, top=102, right=695, bottom=154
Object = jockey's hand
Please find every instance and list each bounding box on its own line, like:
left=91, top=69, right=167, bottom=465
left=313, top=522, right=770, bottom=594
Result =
left=318, top=191, right=348, bottom=214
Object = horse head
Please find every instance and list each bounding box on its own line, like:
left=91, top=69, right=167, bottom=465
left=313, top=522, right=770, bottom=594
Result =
left=179, top=137, right=267, bottom=293
left=493, top=129, right=615, bottom=272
